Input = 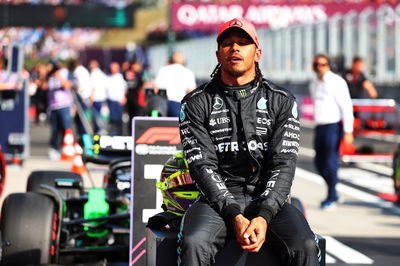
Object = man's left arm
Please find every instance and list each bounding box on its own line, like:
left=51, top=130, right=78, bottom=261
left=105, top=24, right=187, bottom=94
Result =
left=240, top=96, right=299, bottom=252
left=256, top=96, right=300, bottom=224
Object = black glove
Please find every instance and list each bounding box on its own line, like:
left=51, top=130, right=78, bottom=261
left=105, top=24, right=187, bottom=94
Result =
left=147, top=211, right=182, bottom=231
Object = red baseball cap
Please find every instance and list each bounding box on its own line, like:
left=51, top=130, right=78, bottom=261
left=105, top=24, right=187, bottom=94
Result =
left=217, top=18, right=260, bottom=48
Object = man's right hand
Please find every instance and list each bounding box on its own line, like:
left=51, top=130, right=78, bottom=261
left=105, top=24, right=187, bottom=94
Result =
left=233, top=214, right=254, bottom=246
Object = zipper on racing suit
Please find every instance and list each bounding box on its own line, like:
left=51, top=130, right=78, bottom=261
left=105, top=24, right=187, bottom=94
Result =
left=237, top=89, right=261, bottom=195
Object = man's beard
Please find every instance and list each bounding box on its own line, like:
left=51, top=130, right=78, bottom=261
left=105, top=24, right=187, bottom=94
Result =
left=227, top=69, right=245, bottom=77
left=223, top=65, right=245, bottom=77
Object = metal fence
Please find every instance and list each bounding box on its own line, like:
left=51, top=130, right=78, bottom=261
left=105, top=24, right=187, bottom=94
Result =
left=148, top=4, right=400, bottom=85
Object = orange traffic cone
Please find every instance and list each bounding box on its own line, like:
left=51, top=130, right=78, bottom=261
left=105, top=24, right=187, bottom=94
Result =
left=61, top=128, right=75, bottom=161
left=71, top=142, right=86, bottom=175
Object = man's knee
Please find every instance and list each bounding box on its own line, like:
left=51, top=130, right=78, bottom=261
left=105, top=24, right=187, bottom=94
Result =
left=178, top=231, right=215, bottom=266
left=288, top=237, right=320, bottom=265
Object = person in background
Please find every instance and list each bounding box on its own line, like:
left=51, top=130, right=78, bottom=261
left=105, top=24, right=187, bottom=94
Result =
left=0, top=58, right=20, bottom=91
left=46, top=60, right=73, bottom=160
left=178, top=18, right=320, bottom=266
left=123, top=58, right=144, bottom=133
left=72, top=59, right=92, bottom=135
left=342, top=56, right=378, bottom=99
left=106, top=61, right=127, bottom=136
left=30, top=63, right=49, bottom=124
left=155, top=51, right=196, bottom=117
left=309, top=54, right=354, bottom=210
left=73, top=59, right=92, bottom=104
left=89, top=59, right=108, bottom=134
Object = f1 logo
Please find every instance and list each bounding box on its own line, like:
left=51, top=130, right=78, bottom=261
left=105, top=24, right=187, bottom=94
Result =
left=136, top=127, right=180, bottom=144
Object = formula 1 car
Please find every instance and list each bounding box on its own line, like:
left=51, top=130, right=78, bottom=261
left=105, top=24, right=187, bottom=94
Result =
left=0, top=138, right=131, bottom=265
left=340, top=99, right=398, bottom=163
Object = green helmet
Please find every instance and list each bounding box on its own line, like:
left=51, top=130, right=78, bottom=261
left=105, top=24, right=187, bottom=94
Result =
left=156, top=152, right=199, bottom=216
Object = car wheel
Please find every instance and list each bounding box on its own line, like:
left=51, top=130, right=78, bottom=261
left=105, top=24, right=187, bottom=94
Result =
left=27, top=170, right=83, bottom=198
left=0, top=192, right=58, bottom=265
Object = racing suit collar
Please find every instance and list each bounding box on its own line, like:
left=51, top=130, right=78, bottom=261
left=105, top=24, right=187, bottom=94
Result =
left=217, top=78, right=260, bottom=100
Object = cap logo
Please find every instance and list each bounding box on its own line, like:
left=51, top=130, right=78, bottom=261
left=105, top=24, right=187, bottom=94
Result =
left=230, top=19, right=243, bottom=28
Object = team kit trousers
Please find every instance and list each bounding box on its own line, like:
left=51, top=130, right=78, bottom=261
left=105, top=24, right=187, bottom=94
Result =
left=49, top=107, right=72, bottom=151
left=313, top=122, right=343, bottom=202
left=177, top=186, right=320, bottom=266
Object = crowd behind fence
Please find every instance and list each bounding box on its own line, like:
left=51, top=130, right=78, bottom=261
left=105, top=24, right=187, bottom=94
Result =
left=148, top=4, right=400, bottom=86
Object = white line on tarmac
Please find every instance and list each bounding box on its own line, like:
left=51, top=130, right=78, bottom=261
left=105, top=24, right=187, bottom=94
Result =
left=295, top=168, right=400, bottom=215
left=324, top=236, right=374, bottom=264
left=325, top=254, right=336, bottom=264
left=356, top=162, right=393, bottom=176
left=339, top=168, right=394, bottom=194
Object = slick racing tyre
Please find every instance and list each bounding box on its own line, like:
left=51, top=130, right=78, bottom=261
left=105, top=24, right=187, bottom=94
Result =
left=27, top=170, right=83, bottom=199
left=0, top=192, right=58, bottom=265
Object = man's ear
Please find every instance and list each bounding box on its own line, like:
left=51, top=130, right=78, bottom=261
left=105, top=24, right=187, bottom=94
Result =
left=255, top=48, right=262, bottom=63
left=216, top=50, right=221, bottom=64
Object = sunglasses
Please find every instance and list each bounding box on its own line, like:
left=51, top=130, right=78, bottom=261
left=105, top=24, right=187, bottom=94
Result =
left=315, top=62, right=328, bottom=67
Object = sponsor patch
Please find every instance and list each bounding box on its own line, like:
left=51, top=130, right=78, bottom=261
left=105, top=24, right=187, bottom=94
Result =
left=180, top=103, right=186, bottom=122
left=292, top=102, right=298, bottom=118
left=135, top=144, right=178, bottom=155
left=209, top=117, right=230, bottom=127
left=213, top=97, right=224, bottom=110
left=257, top=97, right=267, bottom=110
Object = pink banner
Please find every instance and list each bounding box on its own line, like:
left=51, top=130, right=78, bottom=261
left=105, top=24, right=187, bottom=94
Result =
left=172, top=2, right=383, bottom=31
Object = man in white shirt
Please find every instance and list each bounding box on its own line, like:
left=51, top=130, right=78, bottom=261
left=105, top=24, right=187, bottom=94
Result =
left=73, top=59, right=92, bottom=103
left=72, top=59, right=92, bottom=135
left=89, top=59, right=108, bottom=134
left=155, top=51, right=196, bottom=117
left=106, top=62, right=127, bottom=135
left=309, top=54, right=354, bottom=210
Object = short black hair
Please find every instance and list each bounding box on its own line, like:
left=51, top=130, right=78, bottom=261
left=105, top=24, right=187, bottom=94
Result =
left=352, top=56, right=363, bottom=63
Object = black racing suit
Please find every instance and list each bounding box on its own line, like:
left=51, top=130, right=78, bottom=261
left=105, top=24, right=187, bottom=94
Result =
left=178, top=78, right=319, bottom=266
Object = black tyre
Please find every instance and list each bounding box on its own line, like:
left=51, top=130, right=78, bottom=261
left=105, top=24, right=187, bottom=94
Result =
left=1, top=192, right=58, bottom=265
left=27, top=170, right=83, bottom=198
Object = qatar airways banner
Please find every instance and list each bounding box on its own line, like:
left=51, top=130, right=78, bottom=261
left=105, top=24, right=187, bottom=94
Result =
left=172, top=2, right=382, bottom=30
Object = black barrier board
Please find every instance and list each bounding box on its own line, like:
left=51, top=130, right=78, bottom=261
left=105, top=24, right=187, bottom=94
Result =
left=130, top=117, right=181, bottom=265
left=0, top=83, right=29, bottom=161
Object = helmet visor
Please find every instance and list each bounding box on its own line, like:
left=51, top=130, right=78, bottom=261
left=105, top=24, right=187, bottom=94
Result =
left=156, top=171, right=194, bottom=191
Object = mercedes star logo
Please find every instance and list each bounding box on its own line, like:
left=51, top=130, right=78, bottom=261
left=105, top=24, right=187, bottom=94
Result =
left=230, top=19, right=243, bottom=28
left=213, top=97, right=224, bottom=110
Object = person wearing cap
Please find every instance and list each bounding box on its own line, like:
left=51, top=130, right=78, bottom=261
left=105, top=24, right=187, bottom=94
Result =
left=178, top=18, right=320, bottom=265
